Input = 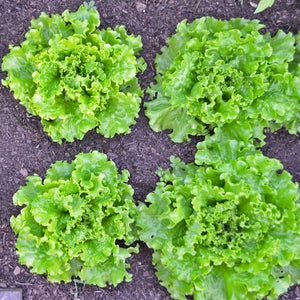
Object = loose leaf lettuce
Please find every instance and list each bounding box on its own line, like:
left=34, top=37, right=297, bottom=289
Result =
left=10, top=151, right=138, bottom=286
left=145, top=17, right=300, bottom=143
left=136, top=143, right=300, bottom=299
left=2, top=2, right=146, bottom=143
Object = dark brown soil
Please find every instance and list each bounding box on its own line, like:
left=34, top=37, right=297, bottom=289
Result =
left=0, top=1, right=299, bottom=299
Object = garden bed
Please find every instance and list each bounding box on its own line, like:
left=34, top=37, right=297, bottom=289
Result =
left=0, top=0, right=299, bottom=299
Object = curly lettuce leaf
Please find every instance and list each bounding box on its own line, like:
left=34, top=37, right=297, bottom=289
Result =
left=145, top=17, right=300, bottom=144
left=2, top=2, right=146, bottom=143
left=136, top=145, right=300, bottom=299
left=146, top=78, right=204, bottom=142
left=11, top=151, right=138, bottom=286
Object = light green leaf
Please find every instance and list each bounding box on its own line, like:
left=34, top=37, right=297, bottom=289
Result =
left=254, top=0, right=275, bottom=14
left=97, top=91, right=141, bottom=137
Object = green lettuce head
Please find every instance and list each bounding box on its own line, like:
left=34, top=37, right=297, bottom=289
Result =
left=2, top=2, right=146, bottom=143
left=145, top=17, right=300, bottom=144
left=10, top=151, right=138, bottom=286
left=136, top=140, right=300, bottom=299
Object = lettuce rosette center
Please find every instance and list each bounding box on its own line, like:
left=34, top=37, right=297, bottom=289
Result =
left=165, top=29, right=269, bottom=124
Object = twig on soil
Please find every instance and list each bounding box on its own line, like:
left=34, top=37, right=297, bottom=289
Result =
left=2, top=233, right=6, bottom=246
left=15, top=281, right=34, bottom=286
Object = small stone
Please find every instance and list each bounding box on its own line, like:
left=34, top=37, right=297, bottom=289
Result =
left=0, top=289, right=22, bottom=300
left=20, top=168, right=28, bottom=177
left=13, top=266, right=21, bottom=276
left=136, top=2, right=146, bottom=12
left=0, top=282, right=7, bottom=288
left=295, top=285, right=300, bottom=297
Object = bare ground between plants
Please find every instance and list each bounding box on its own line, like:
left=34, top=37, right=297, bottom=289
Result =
left=0, top=0, right=299, bottom=299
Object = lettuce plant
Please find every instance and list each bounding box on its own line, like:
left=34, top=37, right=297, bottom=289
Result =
left=10, top=151, right=138, bottom=286
left=2, top=2, right=146, bottom=143
left=145, top=17, right=300, bottom=144
left=136, top=140, right=300, bottom=299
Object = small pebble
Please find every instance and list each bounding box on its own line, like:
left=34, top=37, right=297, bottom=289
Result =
left=295, top=285, right=300, bottom=297
left=13, top=266, right=21, bottom=276
left=0, top=288, right=22, bottom=300
left=20, top=168, right=28, bottom=177
left=136, top=2, right=146, bottom=12
left=0, top=282, right=7, bottom=288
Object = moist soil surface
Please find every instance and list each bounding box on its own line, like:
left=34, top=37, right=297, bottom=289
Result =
left=0, top=1, right=299, bottom=299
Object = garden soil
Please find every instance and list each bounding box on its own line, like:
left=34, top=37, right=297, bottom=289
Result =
left=0, top=0, right=299, bottom=299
